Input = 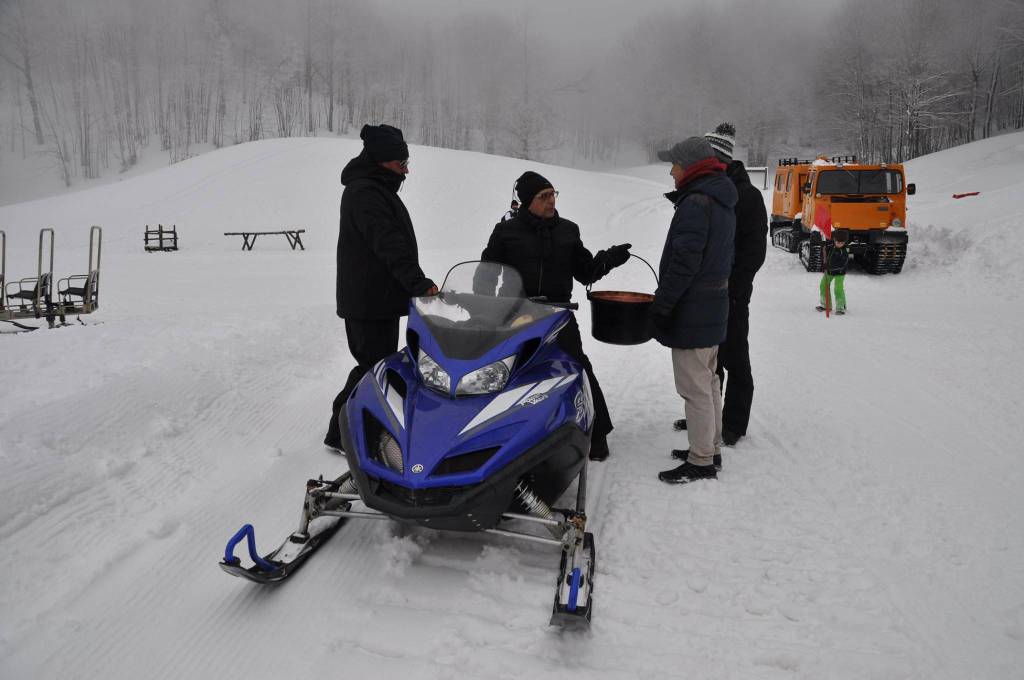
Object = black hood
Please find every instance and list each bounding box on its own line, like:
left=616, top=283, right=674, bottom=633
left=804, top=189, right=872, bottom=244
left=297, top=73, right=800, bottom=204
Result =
left=726, top=160, right=752, bottom=187
left=516, top=206, right=561, bottom=231
left=340, top=150, right=404, bottom=193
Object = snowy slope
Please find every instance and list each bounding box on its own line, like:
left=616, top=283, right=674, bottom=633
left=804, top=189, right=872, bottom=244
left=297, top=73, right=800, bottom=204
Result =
left=1, top=135, right=1022, bottom=679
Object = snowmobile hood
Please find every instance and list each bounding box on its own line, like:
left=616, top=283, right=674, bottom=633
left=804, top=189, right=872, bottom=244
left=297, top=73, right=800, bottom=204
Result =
left=347, top=340, right=592, bottom=491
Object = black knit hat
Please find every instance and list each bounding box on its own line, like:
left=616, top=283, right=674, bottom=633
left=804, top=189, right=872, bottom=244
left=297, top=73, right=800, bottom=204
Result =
left=514, top=171, right=554, bottom=208
left=360, top=123, right=409, bottom=162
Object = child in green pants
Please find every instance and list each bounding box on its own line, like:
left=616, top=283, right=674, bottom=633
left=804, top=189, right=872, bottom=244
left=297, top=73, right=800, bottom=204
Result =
left=818, top=229, right=850, bottom=314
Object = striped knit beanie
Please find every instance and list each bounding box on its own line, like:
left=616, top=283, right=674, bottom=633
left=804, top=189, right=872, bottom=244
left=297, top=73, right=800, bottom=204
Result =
left=704, top=122, right=736, bottom=161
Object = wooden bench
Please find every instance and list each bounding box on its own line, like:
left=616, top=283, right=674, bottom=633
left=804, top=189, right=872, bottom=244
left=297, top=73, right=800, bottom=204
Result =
left=224, top=229, right=306, bottom=251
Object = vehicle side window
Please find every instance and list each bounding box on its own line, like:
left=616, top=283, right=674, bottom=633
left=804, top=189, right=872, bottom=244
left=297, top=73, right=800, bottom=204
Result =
left=785, top=172, right=791, bottom=191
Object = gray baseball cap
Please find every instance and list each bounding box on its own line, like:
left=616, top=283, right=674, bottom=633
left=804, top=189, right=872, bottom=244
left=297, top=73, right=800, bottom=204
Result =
left=657, top=137, right=716, bottom=168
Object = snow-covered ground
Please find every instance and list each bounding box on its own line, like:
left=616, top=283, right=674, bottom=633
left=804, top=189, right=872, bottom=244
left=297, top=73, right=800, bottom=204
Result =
left=1, top=134, right=1022, bottom=679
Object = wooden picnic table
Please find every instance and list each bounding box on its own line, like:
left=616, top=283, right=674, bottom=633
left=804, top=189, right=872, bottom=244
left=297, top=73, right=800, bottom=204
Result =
left=224, top=229, right=305, bottom=251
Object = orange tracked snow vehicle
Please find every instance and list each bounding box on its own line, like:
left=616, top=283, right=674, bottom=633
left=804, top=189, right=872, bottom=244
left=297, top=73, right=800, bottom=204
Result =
left=770, top=156, right=916, bottom=274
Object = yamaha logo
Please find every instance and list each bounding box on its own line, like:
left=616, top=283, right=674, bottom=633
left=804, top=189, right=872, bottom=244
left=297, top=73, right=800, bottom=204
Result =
left=411, top=464, right=424, bottom=474
left=523, top=393, right=548, bottom=406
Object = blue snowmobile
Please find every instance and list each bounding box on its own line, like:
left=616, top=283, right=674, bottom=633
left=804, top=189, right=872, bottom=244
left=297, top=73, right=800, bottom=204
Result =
left=221, top=262, right=597, bottom=625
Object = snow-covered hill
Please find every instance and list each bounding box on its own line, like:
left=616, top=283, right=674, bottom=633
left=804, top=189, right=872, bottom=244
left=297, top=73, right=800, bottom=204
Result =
left=1, top=135, right=1022, bottom=679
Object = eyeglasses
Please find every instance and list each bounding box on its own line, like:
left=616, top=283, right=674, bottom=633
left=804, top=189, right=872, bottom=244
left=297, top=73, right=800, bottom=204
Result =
left=397, top=159, right=409, bottom=169
left=535, top=190, right=559, bottom=201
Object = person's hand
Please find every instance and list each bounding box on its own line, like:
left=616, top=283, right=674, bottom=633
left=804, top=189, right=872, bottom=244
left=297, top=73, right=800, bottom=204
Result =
left=729, top=278, right=752, bottom=304
left=647, top=305, right=672, bottom=332
left=607, top=243, right=632, bottom=268
left=422, top=284, right=439, bottom=296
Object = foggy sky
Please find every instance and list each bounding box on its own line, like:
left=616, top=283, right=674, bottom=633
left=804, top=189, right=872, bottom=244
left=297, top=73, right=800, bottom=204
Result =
left=0, top=0, right=1007, bottom=174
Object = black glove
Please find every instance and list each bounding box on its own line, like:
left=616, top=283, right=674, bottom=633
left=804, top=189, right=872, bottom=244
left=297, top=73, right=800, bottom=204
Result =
left=606, top=243, right=632, bottom=268
left=729, top=277, right=753, bottom=305
left=591, top=243, right=632, bottom=280
left=647, top=305, right=672, bottom=332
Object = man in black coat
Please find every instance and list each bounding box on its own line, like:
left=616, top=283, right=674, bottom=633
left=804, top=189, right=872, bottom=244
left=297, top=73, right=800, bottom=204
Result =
left=325, top=124, right=437, bottom=451
left=649, top=137, right=737, bottom=484
left=699, top=122, right=768, bottom=446
left=479, top=170, right=631, bottom=461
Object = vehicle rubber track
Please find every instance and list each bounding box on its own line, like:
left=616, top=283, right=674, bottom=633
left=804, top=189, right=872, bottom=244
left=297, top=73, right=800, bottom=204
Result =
left=861, top=243, right=906, bottom=274
left=799, top=239, right=824, bottom=272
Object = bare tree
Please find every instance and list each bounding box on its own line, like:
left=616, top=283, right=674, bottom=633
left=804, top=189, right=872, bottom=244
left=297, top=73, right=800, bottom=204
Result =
left=0, top=0, right=45, bottom=145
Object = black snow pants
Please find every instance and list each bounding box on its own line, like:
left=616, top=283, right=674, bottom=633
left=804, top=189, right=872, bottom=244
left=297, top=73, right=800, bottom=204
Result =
left=716, top=300, right=753, bottom=436
left=556, top=316, right=613, bottom=442
left=328, top=317, right=401, bottom=443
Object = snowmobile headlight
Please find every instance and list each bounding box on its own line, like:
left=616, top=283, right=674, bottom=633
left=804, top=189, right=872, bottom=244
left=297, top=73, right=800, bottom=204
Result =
left=417, top=351, right=451, bottom=393
left=455, top=356, right=515, bottom=396
left=376, top=428, right=404, bottom=474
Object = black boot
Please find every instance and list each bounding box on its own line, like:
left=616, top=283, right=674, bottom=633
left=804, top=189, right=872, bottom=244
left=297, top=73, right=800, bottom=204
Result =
left=324, top=415, right=344, bottom=453
left=672, top=418, right=687, bottom=431
left=658, top=462, right=717, bottom=484
left=671, top=449, right=722, bottom=470
left=722, top=430, right=741, bottom=446
left=589, top=436, right=610, bottom=461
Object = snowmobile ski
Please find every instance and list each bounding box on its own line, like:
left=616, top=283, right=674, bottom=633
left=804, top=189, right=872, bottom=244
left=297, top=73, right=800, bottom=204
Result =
left=551, top=529, right=596, bottom=626
left=220, top=515, right=346, bottom=584
left=220, top=475, right=358, bottom=584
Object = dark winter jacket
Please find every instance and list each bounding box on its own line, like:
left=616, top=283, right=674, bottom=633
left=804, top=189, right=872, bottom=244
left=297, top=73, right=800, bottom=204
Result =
left=479, top=209, right=613, bottom=302
left=652, top=173, right=738, bottom=349
left=336, top=151, right=434, bottom=319
left=726, top=161, right=768, bottom=304
left=824, top=242, right=850, bottom=275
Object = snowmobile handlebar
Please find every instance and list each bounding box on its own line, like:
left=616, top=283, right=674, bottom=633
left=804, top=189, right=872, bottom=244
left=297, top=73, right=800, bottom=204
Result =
left=529, top=296, right=578, bottom=311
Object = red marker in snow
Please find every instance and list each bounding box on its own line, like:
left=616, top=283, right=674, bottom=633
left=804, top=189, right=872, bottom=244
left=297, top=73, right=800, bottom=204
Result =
left=952, top=192, right=980, bottom=199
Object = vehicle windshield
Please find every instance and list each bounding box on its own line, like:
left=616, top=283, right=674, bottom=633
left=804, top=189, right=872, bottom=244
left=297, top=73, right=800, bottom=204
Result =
left=816, top=169, right=904, bottom=195
left=413, top=262, right=562, bottom=360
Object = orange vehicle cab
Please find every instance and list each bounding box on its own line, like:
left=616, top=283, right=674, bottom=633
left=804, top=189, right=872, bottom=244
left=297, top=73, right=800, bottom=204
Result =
left=770, top=158, right=812, bottom=230
left=770, top=155, right=915, bottom=274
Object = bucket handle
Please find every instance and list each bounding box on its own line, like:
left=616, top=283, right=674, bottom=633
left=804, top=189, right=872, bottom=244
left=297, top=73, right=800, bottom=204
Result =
left=587, top=252, right=659, bottom=296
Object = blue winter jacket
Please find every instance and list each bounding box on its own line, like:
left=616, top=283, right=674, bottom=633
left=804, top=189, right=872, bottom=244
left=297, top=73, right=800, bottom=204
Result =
left=652, top=173, right=738, bottom=349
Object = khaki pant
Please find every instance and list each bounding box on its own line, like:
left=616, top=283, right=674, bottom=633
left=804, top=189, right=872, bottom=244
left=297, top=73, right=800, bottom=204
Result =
left=671, top=347, right=722, bottom=466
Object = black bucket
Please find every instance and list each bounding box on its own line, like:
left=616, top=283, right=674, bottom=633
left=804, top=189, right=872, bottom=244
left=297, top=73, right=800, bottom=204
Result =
left=586, top=254, right=659, bottom=346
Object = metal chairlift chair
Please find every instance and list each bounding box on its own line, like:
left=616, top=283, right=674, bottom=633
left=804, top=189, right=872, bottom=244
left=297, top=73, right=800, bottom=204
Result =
left=2, top=228, right=56, bottom=328
left=0, top=230, right=6, bottom=314
left=56, top=225, right=102, bottom=324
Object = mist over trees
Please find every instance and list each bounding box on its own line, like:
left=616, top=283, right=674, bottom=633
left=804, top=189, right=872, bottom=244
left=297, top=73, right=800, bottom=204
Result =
left=0, top=0, right=1019, bottom=188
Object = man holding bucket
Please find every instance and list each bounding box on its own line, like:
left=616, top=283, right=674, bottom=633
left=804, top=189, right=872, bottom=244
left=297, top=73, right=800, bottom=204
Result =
left=479, top=170, right=631, bottom=461
left=648, top=137, right=736, bottom=484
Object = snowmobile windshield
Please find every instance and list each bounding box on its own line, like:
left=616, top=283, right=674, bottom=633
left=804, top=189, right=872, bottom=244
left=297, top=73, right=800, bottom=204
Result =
left=816, top=169, right=904, bottom=195
left=414, top=262, right=562, bottom=360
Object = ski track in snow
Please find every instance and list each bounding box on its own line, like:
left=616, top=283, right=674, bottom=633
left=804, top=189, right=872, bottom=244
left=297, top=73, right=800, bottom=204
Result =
left=2, top=136, right=1024, bottom=679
